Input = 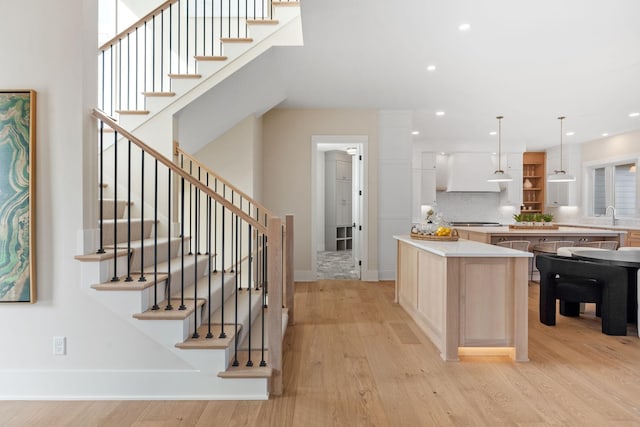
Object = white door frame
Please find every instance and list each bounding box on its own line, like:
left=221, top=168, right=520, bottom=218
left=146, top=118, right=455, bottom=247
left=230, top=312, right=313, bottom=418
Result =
left=311, top=135, right=369, bottom=280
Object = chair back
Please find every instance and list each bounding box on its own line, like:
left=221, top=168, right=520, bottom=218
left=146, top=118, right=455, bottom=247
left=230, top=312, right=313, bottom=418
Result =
left=533, top=240, right=574, bottom=254
left=557, top=246, right=607, bottom=257
left=578, top=240, right=618, bottom=250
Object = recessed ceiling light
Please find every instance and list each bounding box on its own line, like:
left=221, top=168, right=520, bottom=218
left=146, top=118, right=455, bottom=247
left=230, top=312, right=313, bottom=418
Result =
left=629, top=112, right=640, bottom=117
left=602, top=133, right=609, bottom=137
left=427, top=65, right=436, bottom=72
left=489, top=131, right=497, bottom=136
left=458, top=23, right=471, bottom=32
left=411, top=131, right=420, bottom=135
left=566, top=131, right=575, bottom=136
left=435, top=111, right=445, bottom=116
left=440, top=152, right=446, bottom=155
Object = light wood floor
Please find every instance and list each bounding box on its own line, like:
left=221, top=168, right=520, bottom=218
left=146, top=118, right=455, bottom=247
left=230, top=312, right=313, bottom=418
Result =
left=2, top=280, right=640, bottom=426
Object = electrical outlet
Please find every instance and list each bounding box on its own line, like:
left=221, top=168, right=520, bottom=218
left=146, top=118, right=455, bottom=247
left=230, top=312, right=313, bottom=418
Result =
left=53, top=336, right=66, bottom=356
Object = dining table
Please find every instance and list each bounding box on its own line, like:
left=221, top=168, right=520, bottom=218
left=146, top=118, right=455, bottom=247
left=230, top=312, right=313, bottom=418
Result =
left=571, top=250, right=640, bottom=334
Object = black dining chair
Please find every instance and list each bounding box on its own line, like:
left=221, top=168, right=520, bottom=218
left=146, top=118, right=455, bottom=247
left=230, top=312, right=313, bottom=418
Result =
left=536, top=254, right=628, bottom=336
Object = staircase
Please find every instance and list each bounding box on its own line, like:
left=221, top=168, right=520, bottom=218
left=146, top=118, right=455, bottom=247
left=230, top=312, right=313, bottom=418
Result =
left=74, top=0, right=300, bottom=399
left=100, top=0, right=302, bottom=133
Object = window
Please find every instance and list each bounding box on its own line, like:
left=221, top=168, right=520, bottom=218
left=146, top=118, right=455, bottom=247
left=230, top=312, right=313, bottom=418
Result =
left=591, top=162, right=637, bottom=217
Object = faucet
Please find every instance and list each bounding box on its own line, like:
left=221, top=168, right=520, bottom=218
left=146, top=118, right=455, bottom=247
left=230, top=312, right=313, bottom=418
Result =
left=605, top=205, right=617, bottom=226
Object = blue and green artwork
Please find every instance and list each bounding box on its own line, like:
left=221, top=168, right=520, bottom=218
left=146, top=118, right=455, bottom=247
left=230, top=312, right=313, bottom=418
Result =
left=0, top=91, right=35, bottom=303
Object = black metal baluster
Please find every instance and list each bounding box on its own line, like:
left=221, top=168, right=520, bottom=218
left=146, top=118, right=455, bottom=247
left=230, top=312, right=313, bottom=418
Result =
left=230, top=190, right=234, bottom=272
left=100, top=51, right=105, bottom=112
left=194, top=0, right=198, bottom=59
left=197, top=166, right=201, bottom=254
left=143, top=21, right=147, bottom=109
left=111, top=131, right=119, bottom=282
left=139, top=151, right=146, bottom=281
left=134, top=28, right=138, bottom=110
left=206, top=174, right=214, bottom=339
left=97, top=121, right=105, bottom=254
left=188, top=161, right=193, bottom=255
left=246, top=223, right=253, bottom=367
left=169, top=3, right=173, bottom=76
left=238, top=198, right=243, bottom=290
left=260, top=231, right=266, bottom=366
left=152, top=15, right=156, bottom=92
left=180, top=174, right=186, bottom=310
left=219, top=204, right=227, bottom=338
left=118, top=39, right=122, bottom=110
left=213, top=179, right=218, bottom=272
left=192, top=185, right=200, bottom=338
left=178, top=0, right=181, bottom=74
left=232, top=214, right=239, bottom=367
left=125, top=140, right=133, bottom=282
left=186, top=0, right=190, bottom=73
left=126, top=35, right=131, bottom=110
left=166, top=169, right=174, bottom=310
left=160, top=8, right=165, bottom=93
left=152, top=159, right=160, bottom=310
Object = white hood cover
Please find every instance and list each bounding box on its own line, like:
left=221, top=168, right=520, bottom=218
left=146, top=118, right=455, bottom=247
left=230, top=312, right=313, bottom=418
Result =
left=446, top=153, right=500, bottom=192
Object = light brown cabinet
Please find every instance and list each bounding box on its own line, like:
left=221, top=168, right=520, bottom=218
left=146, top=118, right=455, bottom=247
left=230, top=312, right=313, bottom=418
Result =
left=522, top=152, right=546, bottom=213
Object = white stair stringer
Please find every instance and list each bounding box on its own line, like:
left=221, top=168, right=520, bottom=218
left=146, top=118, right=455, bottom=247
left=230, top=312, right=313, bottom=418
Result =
left=116, top=3, right=302, bottom=133
left=78, top=255, right=270, bottom=398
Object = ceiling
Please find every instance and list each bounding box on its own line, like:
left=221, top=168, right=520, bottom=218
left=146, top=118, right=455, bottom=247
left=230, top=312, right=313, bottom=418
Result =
left=272, top=0, right=640, bottom=151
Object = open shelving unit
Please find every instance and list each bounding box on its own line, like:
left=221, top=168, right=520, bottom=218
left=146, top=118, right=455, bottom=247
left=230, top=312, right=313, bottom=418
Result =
left=522, top=152, right=546, bottom=213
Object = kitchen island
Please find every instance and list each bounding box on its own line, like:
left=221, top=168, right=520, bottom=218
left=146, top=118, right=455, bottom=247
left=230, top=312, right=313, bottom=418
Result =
left=456, top=225, right=626, bottom=246
left=394, top=235, right=532, bottom=362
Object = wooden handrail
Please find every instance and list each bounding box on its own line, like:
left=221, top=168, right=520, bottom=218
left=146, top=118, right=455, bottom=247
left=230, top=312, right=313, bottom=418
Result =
left=99, top=0, right=178, bottom=51
left=92, top=108, right=268, bottom=233
left=174, top=142, right=275, bottom=220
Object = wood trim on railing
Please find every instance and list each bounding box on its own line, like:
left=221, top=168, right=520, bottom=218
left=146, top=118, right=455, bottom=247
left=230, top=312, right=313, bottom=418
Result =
left=175, top=142, right=275, bottom=219
left=99, top=0, right=178, bottom=51
left=284, top=214, right=294, bottom=325
left=267, top=216, right=284, bottom=395
left=92, top=108, right=267, bottom=233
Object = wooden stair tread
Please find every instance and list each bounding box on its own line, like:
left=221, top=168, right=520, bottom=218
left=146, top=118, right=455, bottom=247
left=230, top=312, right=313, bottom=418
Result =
left=247, top=19, right=279, bottom=25
left=220, top=38, right=253, bottom=43
left=273, top=1, right=300, bottom=6
left=75, top=248, right=129, bottom=262
left=194, top=56, right=227, bottom=61
left=168, top=73, right=202, bottom=79
left=133, top=298, right=206, bottom=320
left=115, top=110, right=150, bottom=115
left=90, top=274, right=168, bottom=291
left=142, top=92, right=176, bottom=97
left=219, top=350, right=271, bottom=379
left=176, top=323, right=239, bottom=349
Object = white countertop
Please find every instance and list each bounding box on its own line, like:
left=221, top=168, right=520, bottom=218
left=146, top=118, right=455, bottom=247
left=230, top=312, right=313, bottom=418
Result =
left=394, top=235, right=533, bottom=258
left=458, top=226, right=625, bottom=236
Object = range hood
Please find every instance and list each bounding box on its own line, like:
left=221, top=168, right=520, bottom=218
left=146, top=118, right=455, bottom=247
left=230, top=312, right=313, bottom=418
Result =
left=445, top=153, right=500, bottom=192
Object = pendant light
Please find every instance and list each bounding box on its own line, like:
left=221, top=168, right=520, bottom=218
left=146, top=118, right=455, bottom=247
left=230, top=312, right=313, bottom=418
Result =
left=488, top=115, right=513, bottom=182
left=547, top=116, right=576, bottom=182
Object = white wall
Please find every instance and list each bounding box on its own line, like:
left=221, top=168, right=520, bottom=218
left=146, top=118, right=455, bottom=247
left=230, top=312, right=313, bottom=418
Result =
left=377, top=111, right=412, bottom=280
left=0, top=0, right=194, bottom=399
left=261, top=109, right=379, bottom=281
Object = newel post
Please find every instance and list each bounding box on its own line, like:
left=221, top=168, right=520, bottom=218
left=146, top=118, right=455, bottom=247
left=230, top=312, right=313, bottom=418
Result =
left=267, top=216, right=283, bottom=396
left=284, top=214, right=294, bottom=325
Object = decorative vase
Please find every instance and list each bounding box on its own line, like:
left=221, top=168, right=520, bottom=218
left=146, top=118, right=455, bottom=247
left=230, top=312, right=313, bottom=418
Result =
left=523, top=179, right=533, bottom=189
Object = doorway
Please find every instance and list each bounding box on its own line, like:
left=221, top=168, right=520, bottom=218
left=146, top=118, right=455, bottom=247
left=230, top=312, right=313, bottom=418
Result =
left=311, top=136, right=367, bottom=280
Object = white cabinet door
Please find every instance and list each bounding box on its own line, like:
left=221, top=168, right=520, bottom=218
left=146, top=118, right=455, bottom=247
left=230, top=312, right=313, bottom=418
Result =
left=500, top=153, right=523, bottom=206
left=411, top=152, right=437, bottom=221
left=336, top=180, right=352, bottom=225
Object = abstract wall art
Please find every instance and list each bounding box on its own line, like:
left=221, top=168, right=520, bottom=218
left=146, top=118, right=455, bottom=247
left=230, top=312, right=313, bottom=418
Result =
left=0, top=90, right=36, bottom=303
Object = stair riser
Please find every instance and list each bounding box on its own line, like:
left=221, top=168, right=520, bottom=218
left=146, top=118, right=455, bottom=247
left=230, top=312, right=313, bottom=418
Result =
left=129, top=237, right=191, bottom=272
left=102, top=219, right=154, bottom=246
left=101, top=200, right=129, bottom=219
left=198, top=274, right=238, bottom=324
left=163, top=256, right=212, bottom=291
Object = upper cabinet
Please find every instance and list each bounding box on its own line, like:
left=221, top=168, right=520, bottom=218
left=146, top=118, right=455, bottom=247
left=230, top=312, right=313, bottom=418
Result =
left=412, top=152, right=436, bottom=221
left=522, top=152, right=546, bottom=213
left=500, top=152, right=523, bottom=206
left=545, top=145, right=580, bottom=207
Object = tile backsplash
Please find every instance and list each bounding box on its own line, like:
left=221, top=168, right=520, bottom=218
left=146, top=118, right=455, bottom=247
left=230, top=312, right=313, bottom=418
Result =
left=435, top=192, right=511, bottom=223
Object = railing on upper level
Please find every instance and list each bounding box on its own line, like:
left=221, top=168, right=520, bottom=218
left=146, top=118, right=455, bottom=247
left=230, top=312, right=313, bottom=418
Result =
left=98, top=0, right=298, bottom=117
left=91, top=108, right=292, bottom=394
